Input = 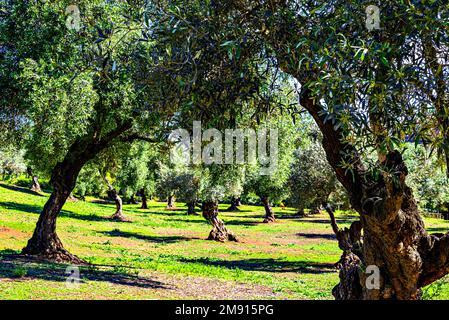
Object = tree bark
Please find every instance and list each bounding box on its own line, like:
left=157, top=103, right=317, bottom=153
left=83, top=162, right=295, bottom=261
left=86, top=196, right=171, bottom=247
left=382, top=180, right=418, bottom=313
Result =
left=166, top=195, right=175, bottom=209
left=226, top=196, right=241, bottom=212
left=235, top=197, right=242, bottom=206
left=326, top=206, right=364, bottom=300
left=140, top=188, right=148, bottom=209
left=261, top=196, right=275, bottom=223
left=229, top=3, right=449, bottom=299
left=202, top=201, right=238, bottom=242
left=296, top=208, right=306, bottom=217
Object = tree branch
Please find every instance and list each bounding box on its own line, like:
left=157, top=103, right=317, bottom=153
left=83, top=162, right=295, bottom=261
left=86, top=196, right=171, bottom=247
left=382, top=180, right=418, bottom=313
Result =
left=121, top=133, right=159, bottom=143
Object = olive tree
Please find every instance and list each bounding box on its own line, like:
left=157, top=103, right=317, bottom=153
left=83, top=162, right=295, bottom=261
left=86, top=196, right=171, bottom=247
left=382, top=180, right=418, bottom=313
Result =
left=288, top=135, right=339, bottom=216
left=1, top=0, right=182, bottom=262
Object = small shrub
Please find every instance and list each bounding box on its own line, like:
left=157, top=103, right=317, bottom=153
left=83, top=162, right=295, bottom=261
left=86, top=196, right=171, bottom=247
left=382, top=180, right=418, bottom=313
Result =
left=12, top=266, right=28, bottom=278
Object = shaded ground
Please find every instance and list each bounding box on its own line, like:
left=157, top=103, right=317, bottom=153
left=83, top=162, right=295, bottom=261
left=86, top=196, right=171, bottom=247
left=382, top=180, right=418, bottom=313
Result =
left=0, top=254, right=277, bottom=300
left=1, top=182, right=449, bottom=299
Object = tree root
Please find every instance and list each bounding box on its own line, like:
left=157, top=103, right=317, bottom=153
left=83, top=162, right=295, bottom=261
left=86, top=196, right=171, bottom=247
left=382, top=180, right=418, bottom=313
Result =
left=110, top=213, right=131, bottom=222
left=263, top=216, right=276, bottom=223
left=21, top=246, right=88, bottom=265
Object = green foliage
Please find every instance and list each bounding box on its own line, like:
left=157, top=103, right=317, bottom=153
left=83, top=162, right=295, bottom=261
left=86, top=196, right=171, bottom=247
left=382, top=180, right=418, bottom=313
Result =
left=12, top=266, right=27, bottom=278
left=244, top=114, right=299, bottom=203
left=73, top=163, right=105, bottom=198
left=116, top=142, right=159, bottom=199
left=0, top=148, right=27, bottom=179
left=288, top=134, right=345, bottom=213
left=404, top=145, right=449, bottom=213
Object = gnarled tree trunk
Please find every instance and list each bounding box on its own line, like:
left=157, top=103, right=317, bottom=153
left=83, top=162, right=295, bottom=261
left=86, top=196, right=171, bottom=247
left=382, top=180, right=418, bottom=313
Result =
left=103, top=175, right=128, bottom=222
left=226, top=196, right=241, bottom=212
left=31, top=176, right=42, bottom=193
left=298, top=88, right=442, bottom=300
left=166, top=195, right=175, bottom=209
left=140, top=188, right=148, bottom=209
left=187, top=201, right=197, bottom=215
left=27, top=167, right=42, bottom=193
left=326, top=206, right=364, bottom=299
left=296, top=208, right=306, bottom=217
left=22, top=142, right=95, bottom=263
left=22, top=123, right=132, bottom=263
left=261, top=196, right=275, bottom=223
left=202, top=201, right=238, bottom=242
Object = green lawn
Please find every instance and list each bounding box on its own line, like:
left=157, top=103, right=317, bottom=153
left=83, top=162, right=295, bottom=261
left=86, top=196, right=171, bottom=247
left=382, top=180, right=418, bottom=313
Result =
left=1, top=182, right=449, bottom=300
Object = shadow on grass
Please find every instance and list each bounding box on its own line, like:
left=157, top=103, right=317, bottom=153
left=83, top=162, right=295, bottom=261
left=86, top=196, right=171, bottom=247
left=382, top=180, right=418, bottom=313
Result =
left=225, top=213, right=304, bottom=220
left=297, top=232, right=336, bottom=240
left=161, top=217, right=262, bottom=227
left=299, top=218, right=356, bottom=225
left=91, top=199, right=114, bottom=205
left=0, top=183, right=44, bottom=197
left=125, top=207, right=189, bottom=217
left=427, top=227, right=449, bottom=234
left=220, top=219, right=261, bottom=227
left=179, top=257, right=335, bottom=274
left=0, top=251, right=171, bottom=290
left=100, top=229, right=198, bottom=243
left=0, top=201, right=112, bottom=223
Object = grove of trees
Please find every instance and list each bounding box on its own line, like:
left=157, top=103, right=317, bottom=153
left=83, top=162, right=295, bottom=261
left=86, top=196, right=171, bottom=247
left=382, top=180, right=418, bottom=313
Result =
left=2, top=0, right=449, bottom=300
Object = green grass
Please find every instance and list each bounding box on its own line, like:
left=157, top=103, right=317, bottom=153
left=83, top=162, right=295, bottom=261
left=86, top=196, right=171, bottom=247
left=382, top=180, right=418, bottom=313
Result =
left=1, top=182, right=449, bottom=299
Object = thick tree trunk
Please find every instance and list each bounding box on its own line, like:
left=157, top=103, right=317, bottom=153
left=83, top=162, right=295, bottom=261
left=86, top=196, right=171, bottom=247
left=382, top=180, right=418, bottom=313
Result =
left=226, top=196, right=241, bottom=212
left=326, top=206, right=364, bottom=299
left=298, top=88, right=438, bottom=300
left=166, top=195, right=175, bottom=209
left=296, top=208, right=306, bottom=217
left=187, top=202, right=197, bottom=215
left=261, top=196, right=275, bottom=223
left=140, top=189, right=148, bottom=209
left=202, top=201, right=238, bottom=242
left=22, top=148, right=92, bottom=263
left=235, top=197, right=242, bottom=206
left=22, top=186, right=84, bottom=263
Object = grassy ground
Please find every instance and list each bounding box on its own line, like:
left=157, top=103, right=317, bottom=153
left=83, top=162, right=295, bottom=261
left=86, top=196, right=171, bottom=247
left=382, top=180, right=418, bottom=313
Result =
left=1, top=182, right=449, bottom=300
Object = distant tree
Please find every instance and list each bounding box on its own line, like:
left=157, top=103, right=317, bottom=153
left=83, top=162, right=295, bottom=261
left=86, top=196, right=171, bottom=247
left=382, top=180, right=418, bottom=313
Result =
left=116, top=142, right=159, bottom=209
left=404, top=145, right=449, bottom=218
left=175, top=167, right=203, bottom=215
left=288, top=136, right=340, bottom=216
left=245, top=116, right=297, bottom=223
left=199, top=165, right=238, bottom=242
left=157, top=157, right=187, bottom=210
left=73, top=163, right=104, bottom=200
left=222, top=166, right=245, bottom=212
left=0, top=147, right=27, bottom=180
